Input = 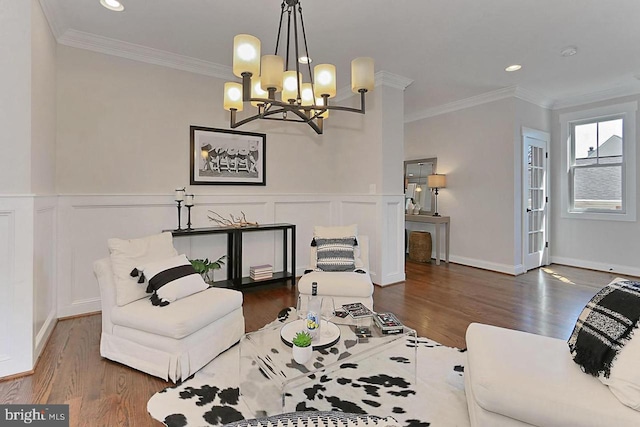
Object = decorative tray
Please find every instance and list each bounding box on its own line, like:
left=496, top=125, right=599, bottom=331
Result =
left=280, top=319, right=341, bottom=350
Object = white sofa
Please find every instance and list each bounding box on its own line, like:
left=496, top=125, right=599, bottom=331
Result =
left=94, top=257, right=245, bottom=382
left=298, top=235, right=374, bottom=310
left=465, top=323, right=640, bottom=426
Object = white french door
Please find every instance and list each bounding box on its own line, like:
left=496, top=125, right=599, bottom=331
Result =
left=522, top=127, right=550, bottom=271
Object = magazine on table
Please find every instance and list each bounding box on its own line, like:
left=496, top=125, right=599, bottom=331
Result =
left=342, top=302, right=374, bottom=319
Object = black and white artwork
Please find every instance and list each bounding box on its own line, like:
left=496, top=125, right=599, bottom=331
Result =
left=190, top=126, right=266, bottom=185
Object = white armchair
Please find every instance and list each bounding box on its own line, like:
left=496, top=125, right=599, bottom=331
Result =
left=298, top=231, right=374, bottom=310
left=93, top=233, right=245, bottom=382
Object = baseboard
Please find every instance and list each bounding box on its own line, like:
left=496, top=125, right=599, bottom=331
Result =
left=34, top=310, right=57, bottom=362
left=449, top=255, right=521, bottom=276
left=550, top=256, right=640, bottom=279
left=57, top=298, right=102, bottom=319
left=376, top=272, right=406, bottom=287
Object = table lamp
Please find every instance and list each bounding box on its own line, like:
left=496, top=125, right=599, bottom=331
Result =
left=427, top=174, right=447, bottom=217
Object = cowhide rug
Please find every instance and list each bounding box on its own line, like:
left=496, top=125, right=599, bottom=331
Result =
left=147, top=308, right=470, bottom=427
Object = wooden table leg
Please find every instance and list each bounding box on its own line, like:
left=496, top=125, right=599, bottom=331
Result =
left=435, top=224, right=441, bottom=265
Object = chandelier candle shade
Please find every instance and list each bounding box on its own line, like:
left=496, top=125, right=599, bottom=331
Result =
left=223, top=0, right=374, bottom=134
left=427, top=174, right=447, bottom=217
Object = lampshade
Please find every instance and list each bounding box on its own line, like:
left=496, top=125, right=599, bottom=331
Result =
left=351, top=57, right=375, bottom=93
left=223, top=82, right=243, bottom=111
left=260, top=55, right=284, bottom=92
left=427, top=174, right=447, bottom=189
left=300, top=83, right=314, bottom=107
left=314, top=64, right=336, bottom=98
left=233, top=34, right=260, bottom=78
left=250, top=77, right=268, bottom=107
left=282, top=71, right=302, bottom=102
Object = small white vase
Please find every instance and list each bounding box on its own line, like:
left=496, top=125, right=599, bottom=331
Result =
left=292, top=344, right=312, bottom=364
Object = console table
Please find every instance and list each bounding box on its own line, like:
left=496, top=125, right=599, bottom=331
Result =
left=405, top=215, right=450, bottom=265
left=169, top=223, right=296, bottom=289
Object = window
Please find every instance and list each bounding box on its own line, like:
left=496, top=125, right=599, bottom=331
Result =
left=560, top=101, right=636, bottom=221
left=571, top=117, right=623, bottom=211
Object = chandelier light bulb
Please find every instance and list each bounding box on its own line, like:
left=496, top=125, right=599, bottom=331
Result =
left=223, top=82, right=243, bottom=111
left=282, top=71, right=301, bottom=102
left=250, top=77, right=268, bottom=107
left=314, top=64, right=337, bottom=98
left=233, top=34, right=261, bottom=78
left=301, top=83, right=314, bottom=107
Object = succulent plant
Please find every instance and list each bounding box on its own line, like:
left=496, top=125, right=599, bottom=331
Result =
left=292, top=331, right=312, bottom=348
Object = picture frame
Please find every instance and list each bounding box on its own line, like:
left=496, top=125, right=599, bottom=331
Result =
left=190, top=126, right=266, bottom=186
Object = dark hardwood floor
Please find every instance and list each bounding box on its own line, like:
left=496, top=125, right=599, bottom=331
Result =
left=0, top=260, right=630, bottom=426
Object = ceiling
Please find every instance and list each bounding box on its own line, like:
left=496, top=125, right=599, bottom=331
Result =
left=40, top=0, right=640, bottom=118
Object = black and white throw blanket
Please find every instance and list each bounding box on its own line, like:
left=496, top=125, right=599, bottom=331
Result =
left=148, top=308, right=469, bottom=427
left=568, top=279, right=640, bottom=377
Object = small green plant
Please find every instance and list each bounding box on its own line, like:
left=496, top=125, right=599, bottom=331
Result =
left=292, top=331, right=312, bottom=348
left=189, top=255, right=226, bottom=282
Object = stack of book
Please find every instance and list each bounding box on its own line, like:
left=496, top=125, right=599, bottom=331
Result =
left=373, top=312, right=404, bottom=334
left=249, top=264, right=273, bottom=281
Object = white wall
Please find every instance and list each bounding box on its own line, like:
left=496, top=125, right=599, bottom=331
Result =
left=53, top=46, right=406, bottom=316
left=31, top=0, right=57, bottom=195
left=405, top=98, right=521, bottom=273
left=550, top=95, right=640, bottom=276
left=0, top=1, right=31, bottom=193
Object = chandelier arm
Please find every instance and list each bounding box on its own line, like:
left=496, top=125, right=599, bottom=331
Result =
left=275, top=1, right=286, bottom=55
left=285, top=4, right=292, bottom=70
left=298, top=2, right=314, bottom=89
left=230, top=108, right=323, bottom=134
left=292, top=2, right=302, bottom=103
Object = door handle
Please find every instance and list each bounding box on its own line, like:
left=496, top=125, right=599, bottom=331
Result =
left=526, top=208, right=532, bottom=212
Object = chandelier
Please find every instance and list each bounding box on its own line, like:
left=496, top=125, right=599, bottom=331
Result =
left=223, top=0, right=374, bottom=135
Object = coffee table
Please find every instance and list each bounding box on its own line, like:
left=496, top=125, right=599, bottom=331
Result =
left=239, top=316, right=417, bottom=417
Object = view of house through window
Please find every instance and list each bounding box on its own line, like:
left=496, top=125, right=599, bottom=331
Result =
left=571, top=118, right=623, bottom=211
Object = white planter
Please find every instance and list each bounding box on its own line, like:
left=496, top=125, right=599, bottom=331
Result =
left=292, top=344, right=312, bottom=364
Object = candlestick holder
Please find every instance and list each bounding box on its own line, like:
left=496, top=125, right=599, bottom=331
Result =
left=186, top=204, right=193, bottom=230
left=175, top=200, right=183, bottom=231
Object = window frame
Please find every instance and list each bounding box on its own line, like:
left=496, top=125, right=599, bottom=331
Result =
left=560, top=101, right=637, bottom=222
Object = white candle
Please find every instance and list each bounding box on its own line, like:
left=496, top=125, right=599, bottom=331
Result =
left=175, top=188, right=185, bottom=201
left=185, top=194, right=194, bottom=207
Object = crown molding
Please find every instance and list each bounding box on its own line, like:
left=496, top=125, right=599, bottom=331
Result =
left=38, top=0, right=64, bottom=39
left=374, top=71, right=414, bottom=90
left=513, top=87, right=554, bottom=109
left=405, top=86, right=519, bottom=123
left=57, top=29, right=235, bottom=80
left=334, top=71, right=413, bottom=102
left=551, top=84, right=640, bottom=110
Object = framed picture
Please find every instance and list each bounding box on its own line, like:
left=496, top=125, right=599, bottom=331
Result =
left=190, top=126, right=266, bottom=186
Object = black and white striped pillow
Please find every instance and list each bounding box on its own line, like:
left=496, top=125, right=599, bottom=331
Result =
left=315, top=237, right=357, bottom=272
left=135, top=254, right=209, bottom=306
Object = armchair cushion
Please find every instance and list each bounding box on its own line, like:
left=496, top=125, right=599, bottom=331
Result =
left=136, top=254, right=208, bottom=306
left=108, top=232, right=177, bottom=306
left=111, top=286, right=242, bottom=340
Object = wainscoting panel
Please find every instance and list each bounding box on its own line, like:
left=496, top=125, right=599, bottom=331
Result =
left=56, top=194, right=400, bottom=317
left=0, top=196, right=34, bottom=378
left=34, top=197, right=57, bottom=360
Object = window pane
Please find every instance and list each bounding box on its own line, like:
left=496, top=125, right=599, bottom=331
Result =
left=573, top=165, right=622, bottom=211
left=574, top=122, right=597, bottom=163
left=597, top=119, right=623, bottom=158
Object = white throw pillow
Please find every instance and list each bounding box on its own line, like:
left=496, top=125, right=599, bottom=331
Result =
left=600, top=325, right=640, bottom=410
left=138, top=254, right=209, bottom=306
left=108, top=232, right=178, bottom=306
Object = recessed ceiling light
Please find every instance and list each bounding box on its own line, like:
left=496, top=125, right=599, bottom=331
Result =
left=298, top=56, right=312, bottom=64
left=100, top=0, right=124, bottom=12
left=561, top=46, right=578, bottom=57
left=505, top=64, right=522, bottom=72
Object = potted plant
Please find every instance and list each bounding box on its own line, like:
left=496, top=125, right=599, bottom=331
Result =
left=291, top=330, right=313, bottom=364
left=189, top=255, right=226, bottom=283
